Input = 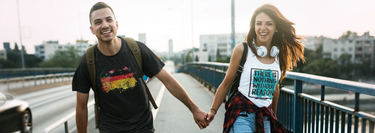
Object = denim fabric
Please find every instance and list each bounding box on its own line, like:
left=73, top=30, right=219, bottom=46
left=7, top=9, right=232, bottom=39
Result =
left=230, top=112, right=270, bottom=133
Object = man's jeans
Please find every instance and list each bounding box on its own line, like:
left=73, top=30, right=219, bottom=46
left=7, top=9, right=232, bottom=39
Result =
left=230, top=112, right=271, bottom=133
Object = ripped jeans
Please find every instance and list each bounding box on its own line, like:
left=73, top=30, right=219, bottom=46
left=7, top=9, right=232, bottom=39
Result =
left=229, top=112, right=271, bottom=133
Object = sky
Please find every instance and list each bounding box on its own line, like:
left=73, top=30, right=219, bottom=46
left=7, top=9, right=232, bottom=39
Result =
left=0, top=0, right=375, bottom=54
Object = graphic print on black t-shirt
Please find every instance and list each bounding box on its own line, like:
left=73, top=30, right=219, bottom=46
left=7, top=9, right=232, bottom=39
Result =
left=99, top=66, right=137, bottom=93
left=249, top=68, right=279, bottom=99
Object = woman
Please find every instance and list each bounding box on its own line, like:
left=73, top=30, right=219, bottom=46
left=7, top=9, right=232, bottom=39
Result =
left=206, top=4, right=305, bottom=133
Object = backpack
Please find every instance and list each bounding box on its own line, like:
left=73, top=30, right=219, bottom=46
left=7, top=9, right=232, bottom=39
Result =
left=225, top=42, right=248, bottom=110
left=85, top=37, right=158, bottom=128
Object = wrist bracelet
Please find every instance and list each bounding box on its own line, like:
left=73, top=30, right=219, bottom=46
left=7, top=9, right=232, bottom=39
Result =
left=210, top=108, right=217, bottom=114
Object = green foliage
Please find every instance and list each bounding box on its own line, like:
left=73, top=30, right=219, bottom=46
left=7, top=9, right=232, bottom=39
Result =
left=173, top=54, right=182, bottom=65
left=160, top=55, right=167, bottom=62
left=340, top=30, right=352, bottom=39
left=39, top=46, right=81, bottom=68
left=25, top=54, right=43, bottom=68
left=216, top=56, right=230, bottom=63
left=0, top=58, right=19, bottom=68
left=0, top=45, right=43, bottom=68
left=195, top=55, right=199, bottom=62
left=14, top=43, right=20, bottom=52
left=354, top=58, right=374, bottom=78
left=293, top=43, right=374, bottom=80
left=301, top=58, right=339, bottom=78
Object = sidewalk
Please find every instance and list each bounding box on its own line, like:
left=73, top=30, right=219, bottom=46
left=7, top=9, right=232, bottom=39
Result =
left=85, top=73, right=225, bottom=133
left=153, top=73, right=224, bottom=133
left=4, top=80, right=72, bottom=95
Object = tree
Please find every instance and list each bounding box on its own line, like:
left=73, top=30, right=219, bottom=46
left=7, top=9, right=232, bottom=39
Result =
left=337, top=53, right=354, bottom=79
left=0, top=58, right=19, bottom=68
left=302, top=58, right=339, bottom=78
left=25, top=54, right=43, bottom=68
left=173, top=54, right=182, bottom=65
left=14, top=43, right=20, bottom=52
left=340, top=30, right=352, bottom=39
left=195, top=55, right=199, bottom=62
left=39, top=46, right=81, bottom=68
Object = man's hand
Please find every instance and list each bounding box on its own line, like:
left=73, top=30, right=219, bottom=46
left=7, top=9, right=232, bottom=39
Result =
left=192, top=109, right=209, bottom=129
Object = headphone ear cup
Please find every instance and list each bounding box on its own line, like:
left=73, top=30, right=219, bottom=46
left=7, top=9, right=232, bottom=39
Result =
left=270, top=46, right=279, bottom=57
left=257, top=46, right=267, bottom=57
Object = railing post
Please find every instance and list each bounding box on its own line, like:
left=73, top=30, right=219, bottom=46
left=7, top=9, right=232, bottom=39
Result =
left=7, top=78, right=9, bottom=90
left=293, top=80, right=303, bottom=133
left=22, top=76, right=24, bottom=88
left=45, top=74, right=47, bottom=84
left=34, top=75, right=36, bottom=86
left=64, top=122, right=69, bottom=133
left=321, top=85, right=325, bottom=100
left=213, top=66, right=217, bottom=89
left=354, top=92, right=360, bottom=133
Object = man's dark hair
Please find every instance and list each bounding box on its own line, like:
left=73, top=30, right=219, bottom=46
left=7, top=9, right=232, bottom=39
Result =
left=89, top=2, right=116, bottom=25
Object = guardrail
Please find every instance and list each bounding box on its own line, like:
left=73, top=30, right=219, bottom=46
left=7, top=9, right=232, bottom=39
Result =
left=0, top=68, right=75, bottom=79
left=178, top=62, right=375, bottom=133
left=0, top=72, right=74, bottom=90
left=43, top=101, right=95, bottom=133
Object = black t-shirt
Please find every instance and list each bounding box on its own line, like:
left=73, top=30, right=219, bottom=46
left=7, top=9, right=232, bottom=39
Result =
left=72, top=37, right=164, bottom=133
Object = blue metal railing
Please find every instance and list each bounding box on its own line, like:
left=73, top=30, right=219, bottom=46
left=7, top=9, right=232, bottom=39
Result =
left=178, top=62, right=375, bottom=133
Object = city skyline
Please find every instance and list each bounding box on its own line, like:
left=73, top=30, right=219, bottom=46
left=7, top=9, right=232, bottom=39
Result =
left=1, top=0, right=375, bottom=54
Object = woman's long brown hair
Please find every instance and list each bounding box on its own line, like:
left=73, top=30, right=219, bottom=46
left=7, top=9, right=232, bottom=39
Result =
left=244, top=4, right=305, bottom=81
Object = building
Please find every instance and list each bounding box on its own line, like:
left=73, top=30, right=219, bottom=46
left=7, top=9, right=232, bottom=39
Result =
left=138, top=33, right=146, bottom=44
left=0, top=50, right=6, bottom=60
left=3, top=42, right=10, bottom=52
left=301, top=36, right=330, bottom=50
left=198, top=33, right=247, bottom=62
left=168, top=39, right=173, bottom=59
left=322, top=32, right=375, bottom=67
left=35, top=40, right=93, bottom=61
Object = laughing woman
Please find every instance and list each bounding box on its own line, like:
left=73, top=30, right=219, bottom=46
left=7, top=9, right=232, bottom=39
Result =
left=206, top=4, right=305, bottom=133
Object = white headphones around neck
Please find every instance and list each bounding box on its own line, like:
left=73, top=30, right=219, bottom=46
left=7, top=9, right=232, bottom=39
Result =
left=252, top=41, right=279, bottom=57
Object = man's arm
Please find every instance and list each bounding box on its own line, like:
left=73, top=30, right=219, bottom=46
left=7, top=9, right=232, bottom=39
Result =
left=155, top=68, right=208, bottom=129
left=76, top=92, right=89, bottom=133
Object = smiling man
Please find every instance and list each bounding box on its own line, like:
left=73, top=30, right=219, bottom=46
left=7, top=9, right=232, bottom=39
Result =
left=72, top=2, right=208, bottom=133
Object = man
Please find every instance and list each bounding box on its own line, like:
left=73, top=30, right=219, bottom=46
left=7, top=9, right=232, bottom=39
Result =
left=73, top=2, right=208, bottom=133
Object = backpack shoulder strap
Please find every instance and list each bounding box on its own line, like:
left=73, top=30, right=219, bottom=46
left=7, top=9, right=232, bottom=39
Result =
left=123, top=37, right=158, bottom=109
left=85, top=45, right=100, bottom=128
left=225, top=42, right=249, bottom=110
left=239, top=42, right=248, bottom=70
left=123, top=37, right=143, bottom=75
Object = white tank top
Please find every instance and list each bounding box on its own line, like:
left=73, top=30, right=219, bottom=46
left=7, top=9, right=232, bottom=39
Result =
left=238, top=45, right=281, bottom=107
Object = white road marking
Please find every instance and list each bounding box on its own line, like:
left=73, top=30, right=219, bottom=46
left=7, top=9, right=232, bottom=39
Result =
left=152, top=85, right=166, bottom=120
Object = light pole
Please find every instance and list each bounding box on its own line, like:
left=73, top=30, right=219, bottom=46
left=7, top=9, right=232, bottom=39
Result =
left=17, top=0, right=25, bottom=70
left=190, top=0, right=194, bottom=63
left=231, top=0, right=235, bottom=50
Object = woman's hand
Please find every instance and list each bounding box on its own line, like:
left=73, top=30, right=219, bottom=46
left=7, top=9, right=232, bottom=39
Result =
left=206, top=109, right=216, bottom=123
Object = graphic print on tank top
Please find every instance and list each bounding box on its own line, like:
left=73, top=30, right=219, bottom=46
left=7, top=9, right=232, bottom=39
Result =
left=249, top=68, right=279, bottom=99
left=99, top=66, right=137, bottom=93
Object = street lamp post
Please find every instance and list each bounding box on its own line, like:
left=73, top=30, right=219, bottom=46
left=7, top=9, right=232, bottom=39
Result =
left=191, top=0, right=194, bottom=63
left=17, top=0, right=25, bottom=70
left=231, top=0, right=235, bottom=50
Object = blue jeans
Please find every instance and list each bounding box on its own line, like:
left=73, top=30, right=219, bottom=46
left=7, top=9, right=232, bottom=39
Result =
left=230, top=112, right=271, bottom=133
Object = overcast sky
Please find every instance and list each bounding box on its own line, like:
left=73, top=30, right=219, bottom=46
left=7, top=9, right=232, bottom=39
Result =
left=1, top=0, right=375, bottom=54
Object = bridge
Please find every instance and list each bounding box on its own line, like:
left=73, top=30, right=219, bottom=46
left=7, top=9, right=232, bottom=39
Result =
left=1, top=61, right=375, bottom=133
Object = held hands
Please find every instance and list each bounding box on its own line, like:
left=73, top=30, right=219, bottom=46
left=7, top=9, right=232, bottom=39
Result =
left=192, top=108, right=209, bottom=129
left=192, top=108, right=217, bottom=130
